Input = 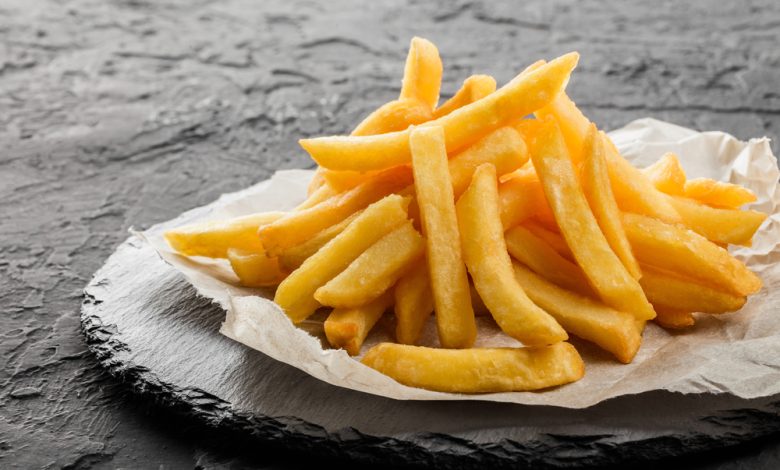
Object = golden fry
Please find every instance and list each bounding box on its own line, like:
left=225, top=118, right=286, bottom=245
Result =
left=456, top=164, right=567, bottom=346
left=399, top=37, right=443, bottom=109
left=296, top=182, right=339, bottom=210
left=227, top=248, right=286, bottom=287
left=668, top=195, right=766, bottom=246
left=529, top=118, right=655, bottom=321
left=498, top=171, right=551, bottom=230
left=361, top=342, right=585, bottom=393
left=523, top=221, right=574, bottom=259
left=684, top=178, right=757, bottom=209
left=622, top=212, right=762, bottom=296
left=165, top=212, right=285, bottom=258
left=411, top=126, right=477, bottom=348
left=433, top=74, right=496, bottom=119
left=274, top=195, right=409, bottom=323
left=300, top=52, right=579, bottom=171
left=653, top=307, right=695, bottom=330
left=643, top=152, right=686, bottom=196
left=277, top=211, right=362, bottom=271
left=394, top=259, right=435, bottom=345
left=512, top=263, right=641, bottom=363
left=352, top=98, right=433, bottom=137
left=315, top=222, right=425, bottom=308
left=535, top=91, right=590, bottom=162
left=639, top=265, right=746, bottom=314
left=325, top=292, right=394, bottom=356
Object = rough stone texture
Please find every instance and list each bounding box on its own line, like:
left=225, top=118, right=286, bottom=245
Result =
left=2, top=0, right=780, bottom=468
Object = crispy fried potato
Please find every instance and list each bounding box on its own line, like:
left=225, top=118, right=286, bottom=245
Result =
left=165, top=212, right=285, bottom=258
left=622, top=212, right=762, bottom=296
left=277, top=211, right=362, bottom=271
left=535, top=91, right=590, bottom=162
left=667, top=195, right=766, bottom=246
left=529, top=118, right=656, bottom=321
left=307, top=168, right=327, bottom=196
left=352, top=98, right=433, bottom=137
left=274, top=195, right=409, bottom=323
left=411, top=126, right=477, bottom=348
left=505, top=225, right=592, bottom=296
left=394, top=259, right=435, bottom=345
left=581, top=124, right=641, bottom=279
left=300, top=52, right=579, bottom=171
left=639, top=265, right=747, bottom=314
left=315, top=222, right=425, bottom=308
left=324, top=292, right=394, bottom=356
left=259, top=166, right=412, bottom=254
left=512, top=263, right=641, bottom=363
left=498, top=171, right=551, bottom=230
left=653, top=307, right=695, bottom=329
left=643, top=152, right=686, bottom=196
left=523, top=221, right=574, bottom=259
left=433, top=74, right=496, bottom=119
left=457, top=164, right=567, bottom=345
left=399, top=37, right=443, bottom=109
left=684, top=178, right=757, bottom=209
left=361, top=342, right=585, bottom=393
left=227, top=248, right=286, bottom=287
left=296, top=182, right=339, bottom=210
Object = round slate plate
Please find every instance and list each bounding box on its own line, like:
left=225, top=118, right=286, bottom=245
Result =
left=81, top=236, right=780, bottom=469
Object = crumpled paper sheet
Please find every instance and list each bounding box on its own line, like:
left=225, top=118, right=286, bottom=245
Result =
left=141, top=118, right=780, bottom=408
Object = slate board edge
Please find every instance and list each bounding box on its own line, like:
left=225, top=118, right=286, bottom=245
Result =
left=80, top=237, right=780, bottom=469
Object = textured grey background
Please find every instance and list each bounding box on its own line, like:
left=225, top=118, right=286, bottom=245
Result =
left=2, top=0, right=780, bottom=468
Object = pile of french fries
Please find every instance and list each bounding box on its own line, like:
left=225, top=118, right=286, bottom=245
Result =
left=165, top=38, right=767, bottom=394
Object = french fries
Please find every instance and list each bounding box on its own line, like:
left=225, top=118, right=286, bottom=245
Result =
left=411, top=126, right=477, bottom=348
left=362, top=342, right=585, bottom=393
left=166, top=38, right=768, bottom=395
left=457, top=164, right=567, bottom=346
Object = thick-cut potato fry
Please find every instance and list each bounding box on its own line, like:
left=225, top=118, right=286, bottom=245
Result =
left=684, top=178, right=757, bottom=209
left=394, top=259, right=435, bottom=345
left=433, top=74, right=497, bottom=119
left=529, top=118, right=656, bottom=321
left=581, top=124, right=642, bottom=279
left=505, top=225, right=592, bottom=296
left=653, top=307, right=695, bottom=329
left=457, top=164, right=567, bottom=345
left=325, top=292, right=394, bottom=356
left=352, top=98, right=433, bottom=137
left=498, top=173, right=550, bottom=229
left=667, top=195, right=767, bottom=246
left=535, top=92, right=590, bottom=162
left=643, top=152, right=686, bottom=196
left=315, top=222, right=425, bottom=308
left=227, top=248, right=286, bottom=287
left=399, top=37, right=443, bottom=109
left=296, top=183, right=339, bottom=211
left=274, top=195, right=409, bottom=323
left=411, top=126, right=477, bottom=348
left=639, top=265, right=747, bottom=314
left=300, top=52, right=580, bottom=171
left=361, top=342, right=585, bottom=393
left=259, top=166, right=412, bottom=254
left=277, top=211, right=362, bottom=271
left=165, top=212, right=285, bottom=258
left=524, top=221, right=574, bottom=259
left=512, top=263, right=641, bottom=363
left=622, top=212, right=762, bottom=296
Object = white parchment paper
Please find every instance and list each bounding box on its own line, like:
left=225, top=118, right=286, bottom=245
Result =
left=140, top=118, right=780, bottom=408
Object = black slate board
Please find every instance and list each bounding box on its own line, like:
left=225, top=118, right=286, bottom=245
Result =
left=82, top=237, right=780, bottom=469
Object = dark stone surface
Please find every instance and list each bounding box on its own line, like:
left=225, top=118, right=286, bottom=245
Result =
left=2, top=0, right=780, bottom=467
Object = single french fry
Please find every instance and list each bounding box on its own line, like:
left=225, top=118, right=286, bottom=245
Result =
left=274, top=195, right=409, bottom=323
left=394, top=259, right=435, bottom=345
left=643, top=152, right=686, bottom=196
left=523, top=221, right=574, bottom=259
left=684, top=178, right=757, bottom=209
left=512, top=263, right=641, bottom=363
left=259, top=166, right=412, bottom=254
left=535, top=92, right=590, bottom=162
left=399, top=37, right=443, bottom=109
left=653, top=307, right=695, bottom=330
left=165, top=212, right=285, bottom=258
left=227, top=248, right=286, bottom=287
left=622, top=212, right=762, bottom=296
left=325, top=292, right=394, bottom=356
left=315, top=222, right=425, bottom=308
left=296, top=182, right=339, bottom=210
left=277, top=210, right=363, bottom=271
left=457, top=164, right=567, bottom=345
left=300, top=52, right=580, bottom=171
left=352, top=98, right=433, bottom=137
left=505, top=225, right=592, bottom=296
left=361, top=342, right=585, bottom=393
left=433, top=74, right=497, bottom=119
left=411, top=126, right=477, bottom=348
left=498, top=172, right=550, bottom=230
left=639, top=265, right=747, bottom=314
left=581, top=124, right=642, bottom=279
left=529, top=118, right=656, bottom=321
left=667, top=195, right=766, bottom=246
